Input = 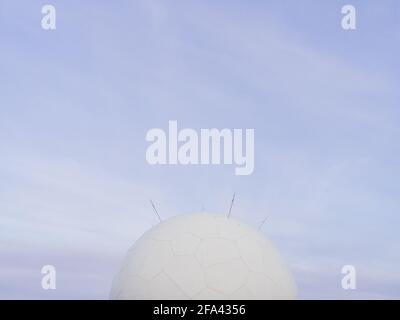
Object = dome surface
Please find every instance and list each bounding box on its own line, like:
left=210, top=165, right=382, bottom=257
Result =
left=110, top=212, right=297, bottom=299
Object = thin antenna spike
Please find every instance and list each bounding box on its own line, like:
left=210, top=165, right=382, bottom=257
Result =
left=258, top=216, right=268, bottom=230
left=227, top=192, right=236, bottom=218
left=149, top=199, right=162, bottom=222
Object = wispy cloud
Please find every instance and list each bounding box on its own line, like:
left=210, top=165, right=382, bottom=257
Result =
left=0, top=0, right=399, bottom=299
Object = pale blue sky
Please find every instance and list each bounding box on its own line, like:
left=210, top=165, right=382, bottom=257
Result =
left=0, top=0, right=399, bottom=299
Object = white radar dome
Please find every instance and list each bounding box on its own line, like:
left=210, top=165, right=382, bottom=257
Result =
left=110, top=212, right=297, bottom=299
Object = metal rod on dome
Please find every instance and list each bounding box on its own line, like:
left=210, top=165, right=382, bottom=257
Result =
left=258, top=216, right=268, bottom=230
left=149, top=199, right=162, bottom=222
left=227, top=192, right=236, bottom=218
